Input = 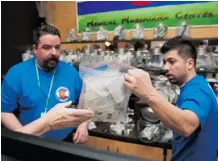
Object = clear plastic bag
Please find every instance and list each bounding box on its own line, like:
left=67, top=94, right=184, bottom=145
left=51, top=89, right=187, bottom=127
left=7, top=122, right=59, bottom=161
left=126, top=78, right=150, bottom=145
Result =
left=137, top=120, right=173, bottom=143
left=78, top=60, right=134, bottom=123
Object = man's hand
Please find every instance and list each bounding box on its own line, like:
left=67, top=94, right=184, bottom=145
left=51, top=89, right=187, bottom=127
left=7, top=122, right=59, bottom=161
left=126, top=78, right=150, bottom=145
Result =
left=73, top=121, right=88, bottom=144
left=44, top=101, right=94, bottom=130
left=124, top=69, right=156, bottom=100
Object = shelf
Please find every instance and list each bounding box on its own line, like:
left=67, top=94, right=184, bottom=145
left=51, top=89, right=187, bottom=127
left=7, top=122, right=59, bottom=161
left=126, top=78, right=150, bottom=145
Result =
left=144, top=69, right=218, bottom=74
left=61, top=40, right=109, bottom=44
left=197, top=70, right=218, bottom=74
left=145, top=69, right=165, bottom=74
left=61, top=39, right=151, bottom=44
left=207, top=80, right=218, bottom=83
left=61, top=38, right=218, bottom=46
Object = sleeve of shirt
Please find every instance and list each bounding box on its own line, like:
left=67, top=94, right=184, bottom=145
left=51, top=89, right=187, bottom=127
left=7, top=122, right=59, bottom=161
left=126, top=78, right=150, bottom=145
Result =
left=180, top=89, right=210, bottom=129
left=1, top=67, right=21, bottom=113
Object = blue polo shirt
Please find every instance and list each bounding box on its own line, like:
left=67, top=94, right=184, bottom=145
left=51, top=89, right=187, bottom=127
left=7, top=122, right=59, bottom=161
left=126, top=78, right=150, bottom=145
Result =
left=172, top=75, right=218, bottom=161
left=1, top=57, right=82, bottom=140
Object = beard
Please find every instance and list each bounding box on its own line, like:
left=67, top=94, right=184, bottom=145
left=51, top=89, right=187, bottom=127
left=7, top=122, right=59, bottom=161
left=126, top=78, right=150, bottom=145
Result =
left=168, top=78, right=178, bottom=84
left=42, top=55, right=59, bottom=71
left=166, top=75, right=179, bottom=85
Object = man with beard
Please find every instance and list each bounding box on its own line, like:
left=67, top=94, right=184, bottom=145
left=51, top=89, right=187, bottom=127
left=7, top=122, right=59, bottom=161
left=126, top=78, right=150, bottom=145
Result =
left=1, top=24, right=94, bottom=144
left=124, top=36, right=218, bottom=161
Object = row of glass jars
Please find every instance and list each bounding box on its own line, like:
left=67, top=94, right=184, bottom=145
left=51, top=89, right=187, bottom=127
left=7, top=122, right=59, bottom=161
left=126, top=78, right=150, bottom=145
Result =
left=21, top=45, right=218, bottom=71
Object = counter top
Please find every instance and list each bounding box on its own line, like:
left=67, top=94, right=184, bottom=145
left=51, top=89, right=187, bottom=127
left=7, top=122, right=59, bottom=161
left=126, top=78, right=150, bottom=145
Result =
left=88, top=122, right=172, bottom=150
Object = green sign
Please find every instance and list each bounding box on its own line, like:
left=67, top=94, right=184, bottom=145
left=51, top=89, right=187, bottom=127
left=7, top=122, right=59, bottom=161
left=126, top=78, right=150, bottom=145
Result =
left=78, top=2, right=218, bottom=33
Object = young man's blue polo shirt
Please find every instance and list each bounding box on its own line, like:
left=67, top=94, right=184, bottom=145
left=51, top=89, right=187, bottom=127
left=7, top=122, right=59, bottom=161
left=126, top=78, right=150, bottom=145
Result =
left=172, top=75, right=218, bottom=161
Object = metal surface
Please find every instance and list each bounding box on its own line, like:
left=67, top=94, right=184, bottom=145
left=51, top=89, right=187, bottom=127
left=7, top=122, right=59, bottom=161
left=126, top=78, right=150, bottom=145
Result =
left=140, top=107, right=160, bottom=123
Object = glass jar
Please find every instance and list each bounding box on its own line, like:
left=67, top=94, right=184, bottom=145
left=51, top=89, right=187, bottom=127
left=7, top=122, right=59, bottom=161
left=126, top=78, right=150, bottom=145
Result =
left=147, top=47, right=163, bottom=70
left=196, top=47, right=213, bottom=71
left=152, top=75, right=169, bottom=100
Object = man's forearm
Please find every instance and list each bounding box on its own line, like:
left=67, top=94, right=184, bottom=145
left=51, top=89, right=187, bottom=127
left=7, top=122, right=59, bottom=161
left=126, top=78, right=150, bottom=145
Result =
left=15, top=116, right=51, bottom=136
left=145, top=89, right=198, bottom=137
left=1, top=113, right=23, bottom=129
left=79, top=121, right=88, bottom=128
left=1, top=112, right=50, bottom=135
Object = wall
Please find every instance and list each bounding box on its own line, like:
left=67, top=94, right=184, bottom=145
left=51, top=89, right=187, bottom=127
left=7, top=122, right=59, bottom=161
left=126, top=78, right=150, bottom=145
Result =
left=1, top=2, right=40, bottom=74
left=44, top=1, right=218, bottom=50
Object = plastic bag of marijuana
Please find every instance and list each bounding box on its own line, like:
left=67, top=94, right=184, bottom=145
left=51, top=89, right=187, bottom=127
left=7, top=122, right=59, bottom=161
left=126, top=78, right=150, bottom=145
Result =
left=78, top=60, right=134, bottom=122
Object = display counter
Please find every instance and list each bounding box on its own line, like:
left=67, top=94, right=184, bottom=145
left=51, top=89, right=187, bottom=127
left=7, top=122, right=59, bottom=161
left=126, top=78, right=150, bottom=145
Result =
left=84, top=122, right=172, bottom=161
left=1, top=128, right=155, bottom=161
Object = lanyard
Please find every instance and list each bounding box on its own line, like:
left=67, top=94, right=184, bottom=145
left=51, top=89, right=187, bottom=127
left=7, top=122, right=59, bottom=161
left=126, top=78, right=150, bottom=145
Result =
left=35, top=60, right=55, bottom=113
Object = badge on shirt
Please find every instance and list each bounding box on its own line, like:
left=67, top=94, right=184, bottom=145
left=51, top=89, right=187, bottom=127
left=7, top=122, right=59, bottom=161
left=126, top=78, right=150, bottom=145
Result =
left=56, top=87, right=70, bottom=102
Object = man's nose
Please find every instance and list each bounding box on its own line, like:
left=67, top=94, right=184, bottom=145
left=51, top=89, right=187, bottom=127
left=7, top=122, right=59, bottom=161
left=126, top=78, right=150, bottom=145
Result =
left=163, top=63, right=170, bottom=72
left=50, top=47, right=57, bottom=55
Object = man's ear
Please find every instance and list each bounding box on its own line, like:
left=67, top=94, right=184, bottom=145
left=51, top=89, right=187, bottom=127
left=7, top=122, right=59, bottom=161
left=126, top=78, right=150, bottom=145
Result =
left=187, top=58, right=195, bottom=70
left=32, top=44, right=37, bottom=55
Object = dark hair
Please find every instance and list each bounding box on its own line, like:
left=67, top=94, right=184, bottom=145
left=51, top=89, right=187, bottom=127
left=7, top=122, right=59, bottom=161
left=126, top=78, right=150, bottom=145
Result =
left=160, top=36, right=197, bottom=65
left=33, top=24, right=61, bottom=46
left=134, top=40, right=144, bottom=51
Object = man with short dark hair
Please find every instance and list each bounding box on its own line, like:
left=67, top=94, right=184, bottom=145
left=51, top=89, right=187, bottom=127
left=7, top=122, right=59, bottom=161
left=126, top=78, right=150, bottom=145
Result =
left=124, top=36, right=218, bottom=161
left=1, top=24, right=94, bottom=143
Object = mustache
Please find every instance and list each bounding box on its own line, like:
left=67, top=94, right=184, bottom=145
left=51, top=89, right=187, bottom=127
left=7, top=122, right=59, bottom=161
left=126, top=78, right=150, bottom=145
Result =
left=47, top=55, right=59, bottom=61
